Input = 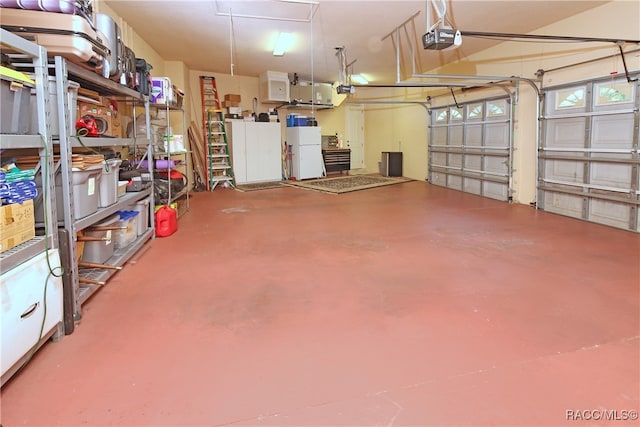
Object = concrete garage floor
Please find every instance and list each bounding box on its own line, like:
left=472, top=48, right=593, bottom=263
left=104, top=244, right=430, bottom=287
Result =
left=1, top=181, right=639, bottom=426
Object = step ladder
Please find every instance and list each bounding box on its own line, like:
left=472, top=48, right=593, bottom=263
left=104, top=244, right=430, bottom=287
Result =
left=200, top=76, right=234, bottom=190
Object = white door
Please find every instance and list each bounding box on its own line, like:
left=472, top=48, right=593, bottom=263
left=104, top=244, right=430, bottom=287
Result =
left=346, top=104, right=365, bottom=169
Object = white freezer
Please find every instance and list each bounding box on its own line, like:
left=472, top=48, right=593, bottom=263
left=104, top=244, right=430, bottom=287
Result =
left=1, top=249, right=64, bottom=385
left=287, top=126, right=323, bottom=180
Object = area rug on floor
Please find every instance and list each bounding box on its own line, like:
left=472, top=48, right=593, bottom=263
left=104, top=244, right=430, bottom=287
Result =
left=234, top=181, right=285, bottom=192
left=282, top=175, right=413, bottom=194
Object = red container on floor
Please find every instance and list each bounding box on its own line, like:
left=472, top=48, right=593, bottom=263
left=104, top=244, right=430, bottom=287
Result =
left=154, top=206, right=177, bottom=237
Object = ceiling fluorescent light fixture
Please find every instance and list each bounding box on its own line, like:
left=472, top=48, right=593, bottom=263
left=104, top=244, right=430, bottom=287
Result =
left=273, top=32, right=294, bottom=56
left=351, top=74, right=369, bottom=85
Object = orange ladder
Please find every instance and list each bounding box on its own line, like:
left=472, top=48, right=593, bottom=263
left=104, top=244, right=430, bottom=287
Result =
left=199, top=76, right=234, bottom=190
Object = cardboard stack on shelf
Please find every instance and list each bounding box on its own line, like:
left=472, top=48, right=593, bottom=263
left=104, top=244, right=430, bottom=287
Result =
left=76, top=88, right=122, bottom=138
left=223, top=94, right=241, bottom=119
left=0, top=198, right=35, bottom=254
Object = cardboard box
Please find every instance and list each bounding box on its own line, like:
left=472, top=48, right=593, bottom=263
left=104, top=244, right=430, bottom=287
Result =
left=77, top=101, right=116, bottom=137
left=222, top=100, right=240, bottom=108
left=224, top=93, right=241, bottom=102
left=226, top=106, right=242, bottom=115
left=0, top=199, right=35, bottom=253
left=172, top=85, right=184, bottom=108
left=101, top=97, right=123, bottom=138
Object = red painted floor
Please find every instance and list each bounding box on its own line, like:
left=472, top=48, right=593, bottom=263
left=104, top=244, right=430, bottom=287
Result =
left=1, top=181, right=639, bottom=426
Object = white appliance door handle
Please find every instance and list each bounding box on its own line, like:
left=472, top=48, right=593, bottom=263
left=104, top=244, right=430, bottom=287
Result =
left=20, top=302, right=40, bottom=320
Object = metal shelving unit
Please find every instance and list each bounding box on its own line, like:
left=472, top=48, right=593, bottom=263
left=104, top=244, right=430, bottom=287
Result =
left=52, top=57, right=155, bottom=331
left=0, top=29, right=58, bottom=271
left=151, top=102, right=189, bottom=216
left=0, top=28, right=63, bottom=387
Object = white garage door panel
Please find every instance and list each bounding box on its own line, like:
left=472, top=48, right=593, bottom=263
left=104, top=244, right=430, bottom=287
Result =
left=466, top=125, right=483, bottom=146
left=590, top=163, right=632, bottom=189
left=545, top=160, right=584, bottom=183
left=465, top=155, right=482, bottom=170
left=431, top=172, right=446, bottom=186
left=432, top=127, right=448, bottom=145
left=484, top=156, right=507, bottom=175
left=464, top=178, right=482, bottom=195
left=448, top=154, right=463, bottom=168
left=448, top=175, right=463, bottom=190
left=483, top=181, right=508, bottom=201
left=589, top=199, right=631, bottom=229
left=449, top=126, right=463, bottom=144
left=539, top=75, right=639, bottom=232
left=591, top=114, right=635, bottom=149
left=544, top=191, right=584, bottom=219
left=545, top=119, right=587, bottom=149
left=485, top=123, right=509, bottom=147
left=431, top=152, right=447, bottom=167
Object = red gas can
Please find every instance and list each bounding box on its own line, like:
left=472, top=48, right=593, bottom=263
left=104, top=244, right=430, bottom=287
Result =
left=155, top=206, right=177, bottom=237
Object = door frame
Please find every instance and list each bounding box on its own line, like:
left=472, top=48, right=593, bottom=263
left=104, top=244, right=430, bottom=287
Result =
left=345, top=104, right=365, bottom=170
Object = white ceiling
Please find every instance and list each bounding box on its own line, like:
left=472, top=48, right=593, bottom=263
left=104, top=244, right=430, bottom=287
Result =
left=103, top=0, right=609, bottom=84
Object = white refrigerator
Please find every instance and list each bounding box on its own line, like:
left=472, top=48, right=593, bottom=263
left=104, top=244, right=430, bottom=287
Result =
left=287, top=126, right=324, bottom=180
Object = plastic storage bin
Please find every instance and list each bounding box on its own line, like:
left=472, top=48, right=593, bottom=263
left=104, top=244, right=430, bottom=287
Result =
left=35, top=164, right=102, bottom=222
left=1, top=67, right=34, bottom=134
left=127, top=197, right=150, bottom=236
left=30, top=77, right=79, bottom=137
left=80, top=214, right=119, bottom=264
left=98, top=158, right=122, bottom=208
left=117, top=180, right=128, bottom=197
left=113, top=210, right=139, bottom=249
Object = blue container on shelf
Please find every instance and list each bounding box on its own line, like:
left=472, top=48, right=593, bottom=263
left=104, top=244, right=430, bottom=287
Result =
left=294, top=116, right=307, bottom=126
left=286, top=114, right=297, bottom=127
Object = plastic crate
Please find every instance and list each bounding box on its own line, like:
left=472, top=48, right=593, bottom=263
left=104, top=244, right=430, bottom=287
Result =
left=113, top=210, right=139, bottom=249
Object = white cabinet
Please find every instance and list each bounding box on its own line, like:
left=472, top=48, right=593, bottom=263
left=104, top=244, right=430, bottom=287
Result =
left=1, top=249, right=64, bottom=386
left=287, top=126, right=324, bottom=180
left=227, top=121, right=282, bottom=184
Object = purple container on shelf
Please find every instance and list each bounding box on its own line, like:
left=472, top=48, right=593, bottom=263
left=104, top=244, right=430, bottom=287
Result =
left=13, top=0, right=76, bottom=13
left=155, top=159, right=176, bottom=170
left=0, top=1, right=21, bottom=8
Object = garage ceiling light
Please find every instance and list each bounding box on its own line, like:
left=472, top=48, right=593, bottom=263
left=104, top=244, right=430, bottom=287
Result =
left=273, top=32, right=294, bottom=56
left=351, top=74, right=369, bottom=85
